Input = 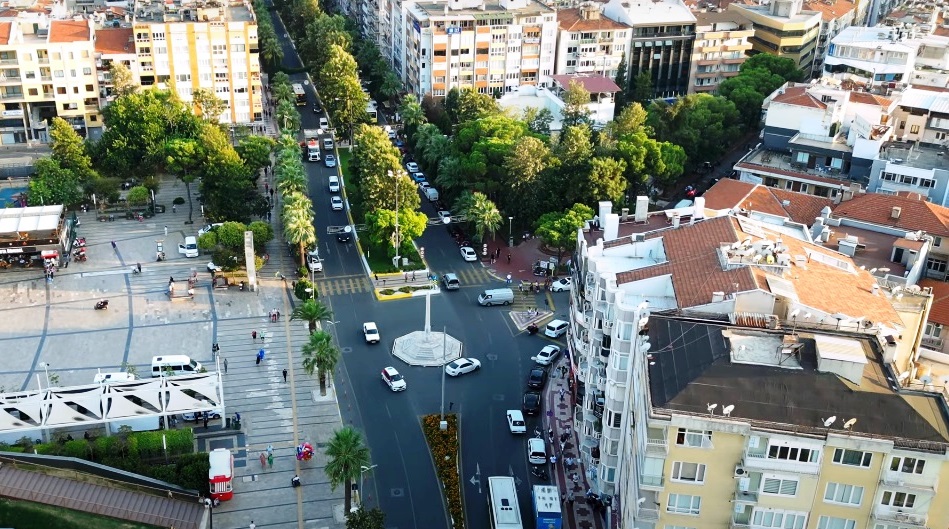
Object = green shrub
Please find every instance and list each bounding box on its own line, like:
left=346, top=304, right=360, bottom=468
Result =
left=34, top=443, right=60, bottom=456
left=63, top=440, right=90, bottom=459
left=173, top=197, right=185, bottom=205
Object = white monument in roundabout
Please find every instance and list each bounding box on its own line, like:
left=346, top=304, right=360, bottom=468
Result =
left=391, top=289, right=463, bottom=367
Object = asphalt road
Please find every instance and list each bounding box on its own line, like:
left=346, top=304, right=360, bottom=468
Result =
left=270, top=15, right=565, bottom=528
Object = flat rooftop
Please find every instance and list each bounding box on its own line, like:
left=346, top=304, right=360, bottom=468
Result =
left=736, top=147, right=856, bottom=187
left=879, top=142, right=949, bottom=172
left=649, top=315, right=949, bottom=446
left=131, top=0, right=255, bottom=24
left=825, top=224, right=907, bottom=277
left=729, top=2, right=821, bottom=24
left=414, top=0, right=553, bottom=17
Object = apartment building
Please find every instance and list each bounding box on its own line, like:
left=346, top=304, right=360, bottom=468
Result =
left=602, top=0, right=696, bottom=97
left=802, top=0, right=857, bottom=77
left=823, top=26, right=920, bottom=89
left=400, top=0, right=558, bottom=97
left=729, top=0, right=821, bottom=73
left=0, top=16, right=102, bottom=144
left=124, top=0, right=263, bottom=124
left=567, top=201, right=943, bottom=529
left=688, top=9, right=753, bottom=93
left=553, top=3, right=630, bottom=81
left=94, top=27, right=137, bottom=104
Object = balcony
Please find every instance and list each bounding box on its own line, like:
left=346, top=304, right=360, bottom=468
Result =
left=636, top=508, right=659, bottom=521
left=645, top=437, right=668, bottom=456
left=872, top=508, right=927, bottom=527
left=0, top=76, right=20, bottom=84
left=742, top=452, right=820, bottom=474
left=922, top=336, right=943, bottom=349
left=734, top=485, right=758, bottom=504
left=731, top=522, right=751, bottom=529
left=638, top=472, right=664, bottom=490
left=881, top=470, right=938, bottom=492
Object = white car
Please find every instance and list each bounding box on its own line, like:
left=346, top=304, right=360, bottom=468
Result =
left=307, top=250, right=323, bottom=273
left=550, top=277, right=573, bottom=292
left=445, top=358, right=481, bottom=377
left=319, top=117, right=329, bottom=129
left=198, top=223, right=223, bottom=236
left=507, top=409, right=527, bottom=434
left=460, top=246, right=477, bottom=262
left=534, top=345, right=561, bottom=366
left=382, top=366, right=406, bottom=391
left=331, top=196, right=344, bottom=211
left=528, top=437, right=547, bottom=465
left=207, top=261, right=222, bottom=273
left=418, top=181, right=431, bottom=191
left=324, top=154, right=337, bottom=167
left=363, top=322, right=380, bottom=344
left=437, top=211, right=452, bottom=223
left=405, top=161, right=419, bottom=172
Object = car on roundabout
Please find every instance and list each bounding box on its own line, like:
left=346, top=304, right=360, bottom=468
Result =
left=445, top=358, right=481, bottom=376
left=381, top=366, right=406, bottom=391
left=363, top=322, right=380, bottom=344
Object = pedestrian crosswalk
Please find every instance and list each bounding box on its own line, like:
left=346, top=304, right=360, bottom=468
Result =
left=315, top=275, right=372, bottom=296
left=434, top=267, right=498, bottom=287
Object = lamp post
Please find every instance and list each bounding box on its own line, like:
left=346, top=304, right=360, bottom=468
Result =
left=508, top=216, right=514, bottom=248
left=440, top=325, right=447, bottom=429
left=359, top=464, right=378, bottom=509
left=388, top=170, right=400, bottom=268
left=38, top=362, right=51, bottom=389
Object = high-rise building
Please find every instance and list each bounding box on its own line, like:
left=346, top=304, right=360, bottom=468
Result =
left=553, top=3, right=630, bottom=81
left=602, top=0, right=696, bottom=98
left=729, top=0, right=821, bottom=73
left=688, top=10, right=753, bottom=94
left=399, top=0, right=558, bottom=97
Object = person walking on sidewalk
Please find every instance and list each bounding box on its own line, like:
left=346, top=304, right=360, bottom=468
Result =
left=507, top=253, right=511, bottom=264
left=283, top=368, right=288, bottom=382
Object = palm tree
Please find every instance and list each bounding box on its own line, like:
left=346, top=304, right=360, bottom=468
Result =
left=272, top=81, right=294, bottom=104
left=284, top=211, right=316, bottom=268
left=465, top=191, right=502, bottom=243
left=277, top=164, right=308, bottom=196
left=261, top=35, right=284, bottom=71
left=300, top=330, right=339, bottom=395
left=291, top=299, right=333, bottom=334
left=324, top=426, right=371, bottom=515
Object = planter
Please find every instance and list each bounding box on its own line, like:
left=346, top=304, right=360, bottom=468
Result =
left=421, top=414, right=464, bottom=529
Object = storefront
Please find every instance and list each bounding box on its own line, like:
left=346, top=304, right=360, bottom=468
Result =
left=0, top=205, right=73, bottom=269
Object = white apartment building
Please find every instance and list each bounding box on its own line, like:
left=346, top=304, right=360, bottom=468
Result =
left=399, top=0, right=558, bottom=97
left=688, top=9, right=753, bottom=94
left=553, top=2, right=630, bottom=81
left=802, top=0, right=857, bottom=77
left=568, top=201, right=942, bottom=529
left=823, top=26, right=920, bottom=90
left=0, top=16, right=102, bottom=144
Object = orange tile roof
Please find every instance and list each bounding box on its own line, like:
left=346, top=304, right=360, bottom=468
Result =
left=772, top=86, right=827, bottom=109
left=832, top=193, right=949, bottom=238
left=849, top=91, right=892, bottom=107
left=0, top=22, right=12, bottom=45
left=803, top=0, right=855, bottom=21
left=48, top=20, right=90, bottom=43
left=921, top=279, right=949, bottom=326
left=615, top=215, right=901, bottom=325
left=556, top=8, right=630, bottom=31
left=701, top=179, right=834, bottom=225
left=94, top=27, right=133, bottom=54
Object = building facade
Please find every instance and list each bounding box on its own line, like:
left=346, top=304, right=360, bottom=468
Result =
left=802, top=0, right=857, bottom=77
left=602, top=0, right=696, bottom=98
left=553, top=3, right=630, bottom=81
left=688, top=9, right=753, bottom=94
left=400, top=0, right=558, bottom=97
left=729, top=0, right=821, bottom=73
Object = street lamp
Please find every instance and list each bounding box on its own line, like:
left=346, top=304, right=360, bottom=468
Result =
left=388, top=170, right=400, bottom=268
left=359, top=464, right=378, bottom=510
left=38, top=362, right=51, bottom=389
left=508, top=216, right=514, bottom=248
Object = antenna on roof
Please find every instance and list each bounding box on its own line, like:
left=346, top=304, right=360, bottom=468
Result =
left=843, top=418, right=857, bottom=430
left=823, top=416, right=837, bottom=427
left=722, top=404, right=735, bottom=417
left=707, top=403, right=718, bottom=415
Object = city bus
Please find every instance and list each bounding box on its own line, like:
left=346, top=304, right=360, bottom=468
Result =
left=488, top=476, right=522, bottom=529
left=292, top=83, right=307, bottom=106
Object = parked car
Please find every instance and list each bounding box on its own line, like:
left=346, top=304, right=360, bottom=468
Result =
left=522, top=391, right=541, bottom=415
left=550, top=277, right=573, bottom=292
left=405, top=161, right=419, bottom=173
left=411, top=172, right=426, bottom=183
left=527, top=367, right=548, bottom=389
left=528, top=437, right=547, bottom=465
left=533, top=345, right=561, bottom=366
left=445, top=358, right=481, bottom=376
left=507, top=409, right=526, bottom=434
left=381, top=366, right=406, bottom=391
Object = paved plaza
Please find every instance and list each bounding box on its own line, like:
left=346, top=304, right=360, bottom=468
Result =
left=0, top=178, right=345, bottom=529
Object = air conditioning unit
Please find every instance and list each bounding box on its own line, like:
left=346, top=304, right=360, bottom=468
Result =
left=603, top=320, right=613, bottom=329
left=734, top=466, right=746, bottom=477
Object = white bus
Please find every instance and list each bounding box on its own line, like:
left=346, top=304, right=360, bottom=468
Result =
left=487, top=476, right=522, bottom=529
left=366, top=100, right=378, bottom=121
left=292, top=83, right=307, bottom=106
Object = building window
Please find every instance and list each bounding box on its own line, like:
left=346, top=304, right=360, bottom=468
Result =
left=926, top=322, right=942, bottom=338
left=824, top=483, right=864, bottom=505
left=675, top=428, right=712, bottom=448
left=881, top=491, right=916, bottom=508
left=670, top=462, right=706, bottom=484
left=753, top=510, right=807, bottom=529
left=833, top=448, right=872, bottom=467
left=767, top=444, right=818, bottom=463
left=927, top=257, right=947, bottom=274
left=910, top=125, right=920, bottom=134
left=761, top=476, right=798, bottom=496
left=666, top=493, right=700, bottom=515
left=817, top=517, right=855, bottom=529
left=890, top=456, right=926, bottom=474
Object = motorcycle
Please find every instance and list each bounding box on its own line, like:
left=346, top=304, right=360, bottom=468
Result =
left=73, top=237, right=86, bottom=247
left=530, top=465, right=548, bottom=481
left=527, top=324, right=539, bottom=336
left=74, top=253, right=87, bottom=263
left=94, top=299, right=109, bottom=310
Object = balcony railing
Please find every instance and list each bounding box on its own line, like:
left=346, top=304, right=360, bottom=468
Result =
left=742, top=452, right=820, bottom=474
left=880, top=471, right=938, bottom=492
left=645, top=438, right=668, bottom=456
left=922, top=336, right=943, bottom=349
left=872, top=509, right=927, bottom=526
left=636, top=507, right=659, bottom=521
left=639, top=473, right=664, bottom=489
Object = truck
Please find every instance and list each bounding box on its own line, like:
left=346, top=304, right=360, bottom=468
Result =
left=531, top=485, right=562, bottom=529
left=303, top=129, right=321, bottom=162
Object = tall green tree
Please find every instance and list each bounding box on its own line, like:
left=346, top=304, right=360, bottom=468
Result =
left=502, top=136, right=556, bottom=216
left=578, top=156, right=627, bottom=205
left=108, top=62, right=137, bottom=97
left=455, top=191, right=501, bottom=243
left=561, top=81, right=592, bottom=128
left=48, top=117, right=96, bottom=184
left=283, top=191, right=317, bottom=267
left=291, top=299, right=334, bottom=335
left=444, top=87, right=499, bottom=126
left=236, top=135, right=275, bottom=175
left=631, top=70, right=654, bottom=104
left=648, top=94, right=742, bottom=173
left=324, top=427, right=371, bottom=515
left=346, top=507, right=386, bottom=529
left=27, top=157, right=82, bottom=206
left=364, top=208, right=429, bottom=258
left=614, top=53, right=629, bottom=111
left=412, top=123, right=450, bottom=176
left=191, top=88, right=228, bottom=123
left=535, top=203, right=594, bottom=262
left=523, top=107, right=554, bottom=136
left=301, top=331, right=339, bottom=396
left=349, top=125, right=418, bottom=212
left=302, top=15, right=352, bottom=71
left=275, top=99, right=302, bottom=132
left=164, top=138, right=203, bottom=224
left=398, top=94, right=426, bottom=141
left=317, top=44, right=367, bottom=141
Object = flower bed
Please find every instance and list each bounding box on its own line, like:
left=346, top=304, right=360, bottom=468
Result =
left=422, top=414, right=464, bottom=529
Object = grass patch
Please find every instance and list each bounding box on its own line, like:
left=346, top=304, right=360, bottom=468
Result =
left=0, top=498, right=163, bottom=529
left=421, top=414, right=464, bottom=529
left=365, top=242, right=425, bottom=274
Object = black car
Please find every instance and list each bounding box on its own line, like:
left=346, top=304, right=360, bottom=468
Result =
left=527, top=367, right=547, bottom=390
left=337, top=225, right=353, bottom=243
left=522, top=391, right=542, bottom=415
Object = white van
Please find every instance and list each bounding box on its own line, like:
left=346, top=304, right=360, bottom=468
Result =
left=151, top=355, right=204, bottom=377
left=528, top=437, right=547, bottom=464
left=544, top=319, right=569, bottom=338
left=178, top=236, right=199, bottom=258
left=478, top=288, right=514, bottom=306
left=328, top=176, right=340, bottom=193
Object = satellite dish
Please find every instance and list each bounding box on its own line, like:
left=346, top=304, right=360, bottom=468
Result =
left=707, top=403, right=718, bottom=414
left=823, top=416, right=837, bottom=427
left=843, top=418, right=857, bottom=430
left=803, top=313, right=812, bottom=319
left=722, top=404, right=735, bottom=417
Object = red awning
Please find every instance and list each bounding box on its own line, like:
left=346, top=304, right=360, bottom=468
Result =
left=41, top=250, right=58, bottom=258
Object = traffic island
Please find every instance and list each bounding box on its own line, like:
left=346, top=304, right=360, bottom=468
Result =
left=422, top=413, right=464, bottom=529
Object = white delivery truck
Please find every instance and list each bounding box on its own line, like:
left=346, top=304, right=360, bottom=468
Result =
left=303, top=129, right=321, bottom=162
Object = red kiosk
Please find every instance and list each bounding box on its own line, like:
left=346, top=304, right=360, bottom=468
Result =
left=208, top=448, right=234, bottom=501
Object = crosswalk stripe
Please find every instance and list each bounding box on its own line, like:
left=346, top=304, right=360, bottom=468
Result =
left=316, top=277, right=371, bottom=296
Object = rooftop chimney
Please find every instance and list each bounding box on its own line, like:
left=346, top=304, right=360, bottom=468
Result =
left=604, top=213, right=619, bottom=241
left=634, top=196, right=649, bottom=223
left=891, top=206, right=902, bottom=220
left=693, top=196, right=706, bottom=220
left=598, top=201, right=613, bottom=226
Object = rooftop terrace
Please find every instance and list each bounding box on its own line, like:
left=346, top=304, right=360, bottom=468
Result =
left=131, top=0, right=255, bottom=24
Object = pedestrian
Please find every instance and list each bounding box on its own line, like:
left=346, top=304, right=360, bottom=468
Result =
left=565, top=425, right=572, bottom=436
left=507, top=253, right=511, bottom=264
left=255, top=354, right=261, bottom=366
left=224, top=357, right=228, bottom=374
left=259, top=452, right=266, bottom=468
left=551, top=454, right=557, bottom=465
left=559, top=387, right=566, bottom=402
left=567, top=491, right=575, bottom=504
left=374, top=273, right=379, bottom=281
left=496, top=247, right=501, bottom=259
left=250, top=521, right=256, bottom=529
left=572, top=473, right=579, bottom=486
left=412, top=271, right=416, bottom=281
left=111, top=240, right=117, bottom=250
left=283, top=368, right=288, bottom=382
left=506, top=273, right=512, bottom=285
left=291, top=475, right=301, bottom=487
left=164, top=225, right=168, bottom=236
left=449, top=401, right=454, bottom=411
left=136, top=262, right=142, bottom=273
left=404, top=272, right=408, bottom=281
left=252, top=330, right=257, bottom=341
left=203, top=413, right=209, bottom=428
left=545, top=298, right=549, bottom=309
left=267, top=452, right=274, bottom=468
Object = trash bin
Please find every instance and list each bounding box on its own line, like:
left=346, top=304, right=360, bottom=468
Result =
left=233, top=419, right=242, bottom=430
left=226, top=417, right=232, bottom=429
